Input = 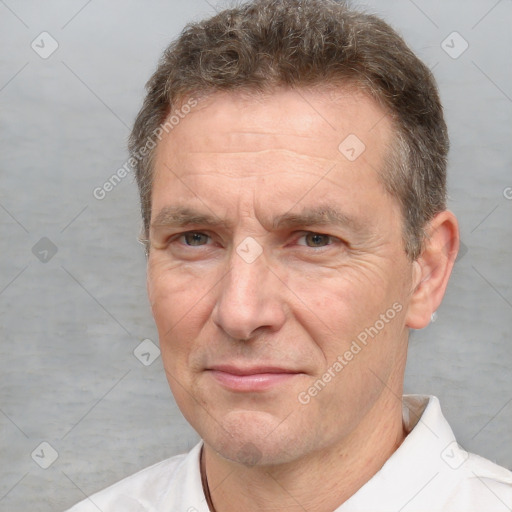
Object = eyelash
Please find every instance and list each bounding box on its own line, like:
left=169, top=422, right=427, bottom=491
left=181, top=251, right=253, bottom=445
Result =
left=296, top=232, right=338, bottom=248
left=171, top=231, right=341, bottom=249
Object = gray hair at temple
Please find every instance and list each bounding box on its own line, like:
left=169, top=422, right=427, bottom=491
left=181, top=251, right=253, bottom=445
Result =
left=129, top=0, right=448, bottom=260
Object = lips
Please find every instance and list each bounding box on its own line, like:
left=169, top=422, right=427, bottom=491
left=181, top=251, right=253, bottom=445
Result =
left=207, top=365, right=302, bottom=392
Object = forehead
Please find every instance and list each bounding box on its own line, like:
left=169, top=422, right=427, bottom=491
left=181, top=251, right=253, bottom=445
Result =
left=163, top=86, right=392, bottom=158
left=151, top=86, right=396, bottom=224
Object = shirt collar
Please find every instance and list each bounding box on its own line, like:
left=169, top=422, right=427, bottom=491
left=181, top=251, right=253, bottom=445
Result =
left=336, top=394, right=460, bottom=511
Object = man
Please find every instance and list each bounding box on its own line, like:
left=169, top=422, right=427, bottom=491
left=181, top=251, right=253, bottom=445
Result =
left=67, top=0, right=512, bottom=510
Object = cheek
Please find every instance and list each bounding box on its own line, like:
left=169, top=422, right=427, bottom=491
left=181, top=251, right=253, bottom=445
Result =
left=287, top=260, right=407, bottom=368
left=290, top=264, right=388, bottom=331
left=148, top=258, right=210, bottom=320
left=147, top=260, right=216, bottom=363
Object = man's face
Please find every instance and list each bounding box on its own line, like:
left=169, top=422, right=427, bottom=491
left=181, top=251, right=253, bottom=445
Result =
left=147, top=87, right=416, bottom=466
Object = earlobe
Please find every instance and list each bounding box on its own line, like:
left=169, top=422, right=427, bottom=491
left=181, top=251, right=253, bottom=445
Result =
left=405, top=210, right=459, bottom=330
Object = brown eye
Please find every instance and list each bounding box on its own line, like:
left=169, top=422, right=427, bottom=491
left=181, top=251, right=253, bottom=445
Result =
left=183, top=232, right=209, bottom=246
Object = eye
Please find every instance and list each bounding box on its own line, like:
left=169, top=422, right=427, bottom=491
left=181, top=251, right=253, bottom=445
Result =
left=179, top=231, right=210, bottom=246
left=297, top=232, right=337, bottom=248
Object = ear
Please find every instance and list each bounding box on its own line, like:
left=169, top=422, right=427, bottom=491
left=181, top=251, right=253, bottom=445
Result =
left=405, top=210, right=459, bottom=330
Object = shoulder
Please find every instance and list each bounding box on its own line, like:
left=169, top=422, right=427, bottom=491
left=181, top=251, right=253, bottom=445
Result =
left=347, top=395, right=512, bottom=511
left=409, top=395, right=512, bottom=510
left=445, top=449, right=512, bottom=510
left=424, top=395, right=512, bottom=509
left=64, top=447, right=195, bottom=512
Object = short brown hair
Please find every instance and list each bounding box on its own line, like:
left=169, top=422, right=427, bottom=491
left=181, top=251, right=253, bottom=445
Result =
left=129, top=0, right=448, bottom=259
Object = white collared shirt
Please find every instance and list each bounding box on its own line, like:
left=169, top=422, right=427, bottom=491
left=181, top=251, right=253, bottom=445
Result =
left=66, top=395, right=512, bottom=511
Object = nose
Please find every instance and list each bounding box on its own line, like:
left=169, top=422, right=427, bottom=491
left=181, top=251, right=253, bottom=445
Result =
left=211, top=245, right=287, bottom=341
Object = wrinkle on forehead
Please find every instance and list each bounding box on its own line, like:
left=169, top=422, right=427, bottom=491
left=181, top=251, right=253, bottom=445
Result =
left=157, top=86, right=392, bottom=160
left=151, top=86, right=396, bottom=232
left=183, top=132, right=344, bottom=163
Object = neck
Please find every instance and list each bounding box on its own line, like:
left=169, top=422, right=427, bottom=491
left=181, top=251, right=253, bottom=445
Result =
left=202, top=389, right=407, bottom=512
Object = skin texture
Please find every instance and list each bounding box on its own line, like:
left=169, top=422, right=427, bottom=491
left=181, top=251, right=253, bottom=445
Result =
left=147, top=86, right=459, bottom=511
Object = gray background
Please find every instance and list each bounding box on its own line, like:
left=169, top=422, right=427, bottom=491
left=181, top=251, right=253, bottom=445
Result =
left=0, top=0, right=511, bottom=510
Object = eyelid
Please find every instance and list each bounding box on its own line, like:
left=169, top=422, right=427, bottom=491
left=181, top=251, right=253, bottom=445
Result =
left=170, top=230, right=213, bottom=244
left=168, top=229, right=343, bottom=247
left=294, top=231, right=342, bottom=246
left=296, top=229, right=339, bottom=238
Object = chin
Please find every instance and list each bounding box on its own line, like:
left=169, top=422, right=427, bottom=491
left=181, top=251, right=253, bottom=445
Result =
left=201, top=409, right=314, bottom=467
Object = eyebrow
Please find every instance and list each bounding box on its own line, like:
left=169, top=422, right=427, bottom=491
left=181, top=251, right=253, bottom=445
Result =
left=272, top=206, right=365, bottom=232
left=150, top=204, right=365, bottom=233
left=151, top=206, right=227, bottom=230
